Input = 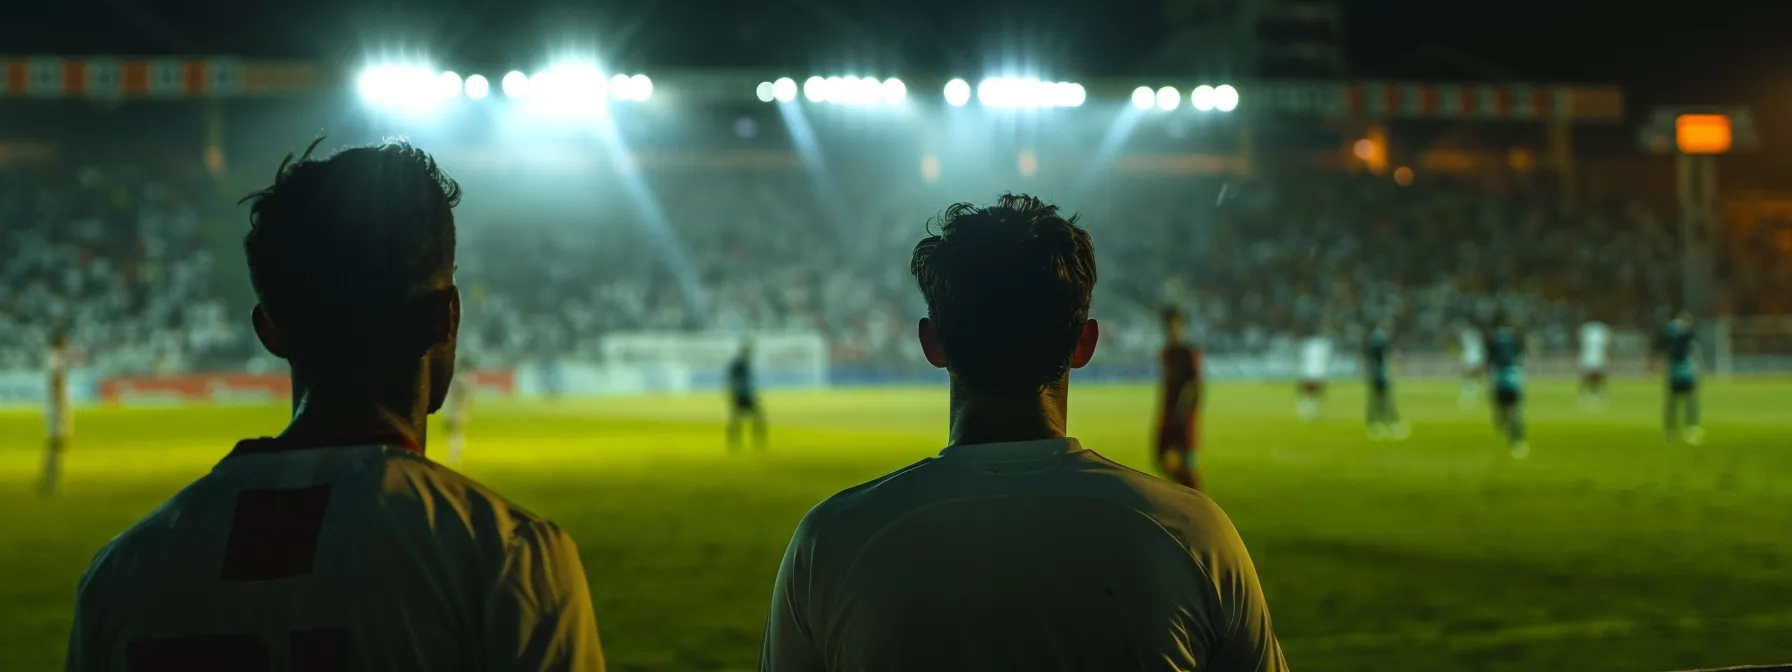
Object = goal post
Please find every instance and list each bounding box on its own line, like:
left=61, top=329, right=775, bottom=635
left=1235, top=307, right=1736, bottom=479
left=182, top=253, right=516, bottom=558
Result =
left=600, top=331, right=830, bottom=392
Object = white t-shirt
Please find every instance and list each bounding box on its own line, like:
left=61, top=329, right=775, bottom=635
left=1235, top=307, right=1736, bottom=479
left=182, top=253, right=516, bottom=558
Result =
left=761, top=438, right=1287, bottom=672
left=1459, top=329, right=1485, bottom=366
left=1300, top=337, right=1333, bottom=380
left=66, top=442, right=604, bottom=672
left=46, top=350, right=72, bottom=439
left=1580, top=321, right=1611, bottom=369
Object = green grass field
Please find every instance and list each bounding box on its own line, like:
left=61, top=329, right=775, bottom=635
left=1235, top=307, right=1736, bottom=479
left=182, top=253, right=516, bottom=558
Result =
left=3, top=379, right=1790, bottom=671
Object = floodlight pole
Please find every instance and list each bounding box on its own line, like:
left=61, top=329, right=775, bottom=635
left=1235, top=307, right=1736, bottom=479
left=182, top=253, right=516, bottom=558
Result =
left=1676, top=153, right=1719, bottom=323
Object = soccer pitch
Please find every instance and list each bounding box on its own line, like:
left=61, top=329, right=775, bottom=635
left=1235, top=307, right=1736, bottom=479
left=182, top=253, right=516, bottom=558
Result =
left=2, top=379, right=1789, bottom=672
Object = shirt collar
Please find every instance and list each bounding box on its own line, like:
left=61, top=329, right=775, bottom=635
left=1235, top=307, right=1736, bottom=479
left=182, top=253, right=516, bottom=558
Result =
left=228, top=432, right=423, bottom=459
left=938, top=437, right=1084, bottom=462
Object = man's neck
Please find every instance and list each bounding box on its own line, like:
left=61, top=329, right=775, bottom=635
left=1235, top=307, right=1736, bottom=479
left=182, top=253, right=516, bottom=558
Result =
left=945, top=378, right=1069, bottom=447
left=279, top=378, right=429, bottom=451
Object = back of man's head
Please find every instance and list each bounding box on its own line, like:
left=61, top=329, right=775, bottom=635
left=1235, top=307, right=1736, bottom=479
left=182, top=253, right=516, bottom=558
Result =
left=241, top=139, right=461, bottom=370
left=910, top=193, right=1097, bottom=394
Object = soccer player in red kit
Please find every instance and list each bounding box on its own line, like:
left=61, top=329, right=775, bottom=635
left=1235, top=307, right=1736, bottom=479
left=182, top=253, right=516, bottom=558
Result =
left=1156, top=307, right=1203, bottom=490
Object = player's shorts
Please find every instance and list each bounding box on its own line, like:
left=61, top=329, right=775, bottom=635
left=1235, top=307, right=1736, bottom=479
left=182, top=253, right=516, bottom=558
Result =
left=1494, top=385, right=1523, bottom=407
left=1462, top=364, right=1484, bottom=378
left=1297, top=380, right=1326, bottom=395
left=444, top=417, right=464, bottom=433
left=1581, top=369, right=1607, bottom=386
left=1156, top=419, right=1196, bottom=455
left=732, top=393, right=759, bottom=411
left=1668, top=377, right=1697, bottom=394
left=1369, top=377, right=1390, bottom=394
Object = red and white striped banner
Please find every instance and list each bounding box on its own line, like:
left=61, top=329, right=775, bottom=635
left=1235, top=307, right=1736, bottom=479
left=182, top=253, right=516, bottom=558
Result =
left=1251, top=81, right=1621, bottom=121
left=0, top=57, right=244, bottom=98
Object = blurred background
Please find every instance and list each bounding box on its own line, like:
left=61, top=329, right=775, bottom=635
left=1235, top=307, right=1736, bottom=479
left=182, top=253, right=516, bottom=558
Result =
left=0, top=0, right=1790, bottom=670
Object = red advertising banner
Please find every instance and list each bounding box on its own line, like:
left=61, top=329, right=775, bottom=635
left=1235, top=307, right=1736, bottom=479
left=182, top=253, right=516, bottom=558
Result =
left=100, top=370, right=516, bottom=406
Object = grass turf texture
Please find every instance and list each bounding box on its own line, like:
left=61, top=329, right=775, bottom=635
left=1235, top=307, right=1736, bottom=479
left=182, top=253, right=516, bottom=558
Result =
left=2, top=379, right=1790, bottom=672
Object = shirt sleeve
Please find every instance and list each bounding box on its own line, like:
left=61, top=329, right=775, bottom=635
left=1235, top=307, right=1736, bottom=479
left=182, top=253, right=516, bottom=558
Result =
left=64, top=548, right=112, bottom=672
left=759, top=515, right=826, bottom=672
left=483, top=520, right=606, bottom=672
left=1200, top=508, right=1289, bottom=672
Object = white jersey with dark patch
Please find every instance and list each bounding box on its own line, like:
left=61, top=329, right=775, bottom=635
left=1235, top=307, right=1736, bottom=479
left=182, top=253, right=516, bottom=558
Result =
left=66, top=442, right=605, bottom=672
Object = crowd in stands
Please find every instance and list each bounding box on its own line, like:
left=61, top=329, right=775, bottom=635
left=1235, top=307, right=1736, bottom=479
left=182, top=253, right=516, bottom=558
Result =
left=0, top=158, right=1699, bottom=376
left=0, top=161, right=242, bottom=376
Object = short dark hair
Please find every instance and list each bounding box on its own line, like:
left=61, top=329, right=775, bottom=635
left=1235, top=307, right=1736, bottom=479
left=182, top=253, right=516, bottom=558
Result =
left=911, top=193, right=1097, bottom=393
left=241, top=138, right=461, bottom=362
left=1162, top=306, right=1184, bottom=325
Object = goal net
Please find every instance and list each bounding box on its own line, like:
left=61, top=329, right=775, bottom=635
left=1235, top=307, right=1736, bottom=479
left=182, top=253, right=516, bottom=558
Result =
left=598, top=331, right=831, bottom=393
left=1716, top=315, right=1792, bottom=377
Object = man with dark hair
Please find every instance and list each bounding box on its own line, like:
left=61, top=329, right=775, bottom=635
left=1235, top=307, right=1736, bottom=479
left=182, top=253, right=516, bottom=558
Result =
left=65, top=140, right=605, bottom=671
left=1156, top=306, right=1203, bottom=489
left=760, top=194, right=1286, bottom=672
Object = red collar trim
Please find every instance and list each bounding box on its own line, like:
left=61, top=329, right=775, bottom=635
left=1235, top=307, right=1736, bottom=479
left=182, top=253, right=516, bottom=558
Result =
left=229, top=433, right=423, bottom=458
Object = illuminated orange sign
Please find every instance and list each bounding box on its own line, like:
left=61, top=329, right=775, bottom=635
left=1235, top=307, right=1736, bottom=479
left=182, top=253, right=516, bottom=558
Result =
left=1676, top=114, right=1733, bottom=154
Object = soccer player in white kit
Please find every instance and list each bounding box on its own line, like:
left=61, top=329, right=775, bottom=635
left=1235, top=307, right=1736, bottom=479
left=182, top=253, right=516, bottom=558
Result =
left=760, top=195, right=1287, bottom=672
left=40, top=331, right=73, bottom=495
left=1458, top=324, right=1486, bottom=409
left=1296, top=330, right=1332, bottom=422
left=65, top=140, right=604, bottom=671
left=1579, top=319, right=1612, bottom=408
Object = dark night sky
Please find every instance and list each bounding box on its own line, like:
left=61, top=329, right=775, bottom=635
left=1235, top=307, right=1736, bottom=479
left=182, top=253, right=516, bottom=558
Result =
left=4, top=0, right=1790, bottom=109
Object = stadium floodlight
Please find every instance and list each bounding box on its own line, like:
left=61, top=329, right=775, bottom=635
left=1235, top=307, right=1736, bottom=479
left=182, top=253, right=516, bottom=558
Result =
left=437, top=71, right=464, bottom=99
left=357, top=65, right=448, bottom=114
left=1049, top=81, right=1086, bottom=108
left=501, top=71, right=529, bottom=98
left=1131, top=86, right=1155, bottom=110
left=881, top=78, right=906, bottom=105
left=527, top=63, right=606, bottom=116
left=630, top=74, right=653, bottom=101
left=1191, top=84, right=1216, bottom=111
left=975, top=77, right=1082, bottom=108
left=1156, top=86, right=1180, bottom=111
left=609, top=74, right=632, bottom=100
left=772, top=77, right=798, bottom=102
left=1214, top=84, right=1239, bottom=112
left=803, top=76, right=826, bottom=102
left=944, top=78, right=971, bottom=107
left=756, top=81, right=775, bottom=102
left=823, top=76, right=844, bottom=103
left=465, top=74, right=490, bottom=99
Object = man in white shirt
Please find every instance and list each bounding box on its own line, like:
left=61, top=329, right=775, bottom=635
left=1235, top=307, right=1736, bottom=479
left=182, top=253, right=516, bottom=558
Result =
left=1579, top=319, right=1611, bottom=408
left=1296, top=329, right=1332, bottom=422
left=759, top=194, right=1287, bottom=672
left=66, top=140, right=604, bottom=672
left=1458, top=324, right=1486, bottom=409
left=40, top=331, right=73, bottom=495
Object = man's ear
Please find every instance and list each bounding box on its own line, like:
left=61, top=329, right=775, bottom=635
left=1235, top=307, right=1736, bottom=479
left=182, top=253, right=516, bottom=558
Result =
left=918, top=318, right=948, bottom=369
left=1069, top=319, right=1100, bottom=369
left=433, top=286, right=461, bottom=345
left=252, top=305, right=287, bottom=359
